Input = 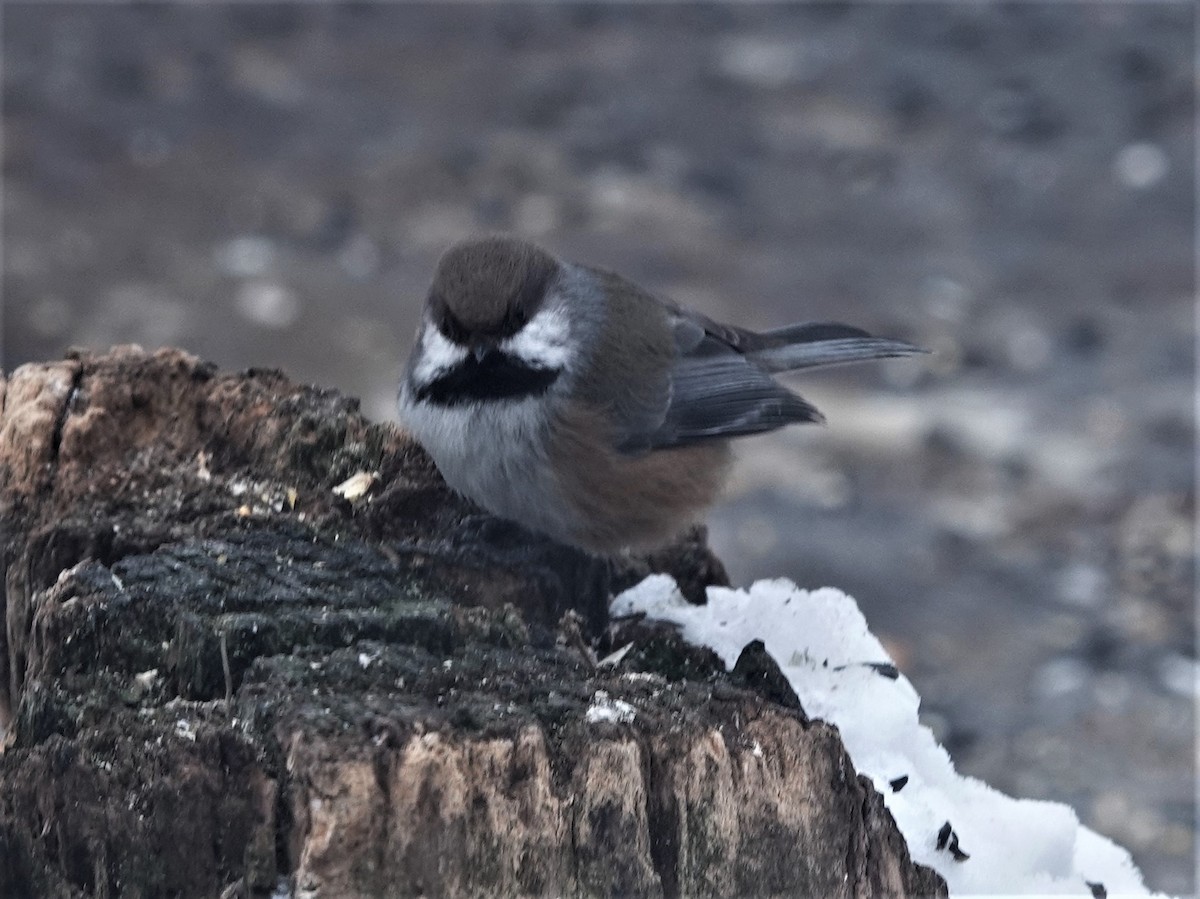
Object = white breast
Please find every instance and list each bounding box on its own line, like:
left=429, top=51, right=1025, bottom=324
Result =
left=397, top=382, right=578, bottom=542
left=399, top=285, right=599, bottom=544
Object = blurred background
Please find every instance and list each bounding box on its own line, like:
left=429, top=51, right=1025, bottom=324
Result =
left=3, top=4, right=1194, bottom=892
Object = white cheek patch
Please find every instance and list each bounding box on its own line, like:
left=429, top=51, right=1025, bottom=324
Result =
left=412, top=325, right=469, bottom=385
left=501, top=306, right=572, bottom=370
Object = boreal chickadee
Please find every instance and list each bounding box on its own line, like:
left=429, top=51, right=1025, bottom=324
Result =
left=399, top=235, right=923, bottom=555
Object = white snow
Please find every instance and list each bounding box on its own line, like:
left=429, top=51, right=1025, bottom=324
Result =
left=585, top=689, right=638, bottom=725
left=612, top=575, right=1163, bottom=898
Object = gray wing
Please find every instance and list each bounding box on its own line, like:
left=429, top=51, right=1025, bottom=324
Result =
left=577, top=267, right=920, bottom=455
left=615, top=310, right=823, bottom=454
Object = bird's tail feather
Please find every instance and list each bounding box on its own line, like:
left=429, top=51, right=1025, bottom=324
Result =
left=749, top=322, right=927, bottom=373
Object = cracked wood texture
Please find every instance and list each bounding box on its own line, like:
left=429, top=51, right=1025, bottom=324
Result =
left=0, top=347, right=945, bottom=898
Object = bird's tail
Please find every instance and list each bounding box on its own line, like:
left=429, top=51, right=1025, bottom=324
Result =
left=747, top=322, right=927, bottom=374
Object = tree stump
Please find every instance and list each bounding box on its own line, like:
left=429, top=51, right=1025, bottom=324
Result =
left=0, top=346, right=945, bottom=898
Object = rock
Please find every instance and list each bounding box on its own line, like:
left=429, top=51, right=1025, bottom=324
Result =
left=0, top=347, right=944, bottom=897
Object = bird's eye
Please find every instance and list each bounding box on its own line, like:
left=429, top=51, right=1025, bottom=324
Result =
left=444, top=316, right=469, bottom=343
left=500, top=306, right=526, bottom=337
left=432, top=300, right=468, bottom=345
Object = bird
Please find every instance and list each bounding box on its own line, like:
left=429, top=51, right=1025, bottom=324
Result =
left=398, top=234, right=923, bottom=556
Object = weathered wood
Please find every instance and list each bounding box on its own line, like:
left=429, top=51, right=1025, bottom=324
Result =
left=0, top=347, right=944, bottom=898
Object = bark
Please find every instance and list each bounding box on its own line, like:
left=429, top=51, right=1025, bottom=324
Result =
left=0, top=346, right=945, bottom=898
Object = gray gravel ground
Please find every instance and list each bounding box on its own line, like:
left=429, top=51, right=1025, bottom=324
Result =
left=4, top=4, right=1195, bottom=893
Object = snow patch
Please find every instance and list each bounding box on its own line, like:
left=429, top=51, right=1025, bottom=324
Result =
left=585, top=690, right=637, bottom=725
left=612, top=574, right=1161, bottom=897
